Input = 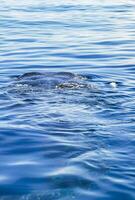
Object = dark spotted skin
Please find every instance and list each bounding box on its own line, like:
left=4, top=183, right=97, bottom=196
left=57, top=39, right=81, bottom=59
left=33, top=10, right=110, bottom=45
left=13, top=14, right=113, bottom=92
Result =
left=14, top=72, right=93, bottom=90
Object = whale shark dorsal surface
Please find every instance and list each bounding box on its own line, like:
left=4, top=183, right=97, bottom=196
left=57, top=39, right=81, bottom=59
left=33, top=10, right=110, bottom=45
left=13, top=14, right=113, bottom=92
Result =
left=18, top=72, right=43, bottom=80
left=17, top=71, right=75, bottom=80
left=11, top=71, right=98, bottom=92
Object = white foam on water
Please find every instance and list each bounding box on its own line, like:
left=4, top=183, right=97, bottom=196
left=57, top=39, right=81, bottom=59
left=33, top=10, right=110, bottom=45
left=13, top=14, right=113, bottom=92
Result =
left=110, top=82, right=117, bottom=89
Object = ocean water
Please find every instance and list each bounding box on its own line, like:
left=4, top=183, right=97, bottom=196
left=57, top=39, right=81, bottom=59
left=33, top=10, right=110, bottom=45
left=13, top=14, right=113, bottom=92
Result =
left=0, top=0, right=135, bottom=199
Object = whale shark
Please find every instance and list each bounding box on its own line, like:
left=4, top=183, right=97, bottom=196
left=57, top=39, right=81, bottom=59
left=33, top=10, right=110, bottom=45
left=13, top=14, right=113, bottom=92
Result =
left=14, top=71, right=94, bottom=90
left=7, top=71, right=117, bottom=96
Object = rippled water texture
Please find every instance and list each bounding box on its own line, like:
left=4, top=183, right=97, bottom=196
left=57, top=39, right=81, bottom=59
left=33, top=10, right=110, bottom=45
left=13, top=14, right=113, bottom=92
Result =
left=0, top=0, right=135, bottom=199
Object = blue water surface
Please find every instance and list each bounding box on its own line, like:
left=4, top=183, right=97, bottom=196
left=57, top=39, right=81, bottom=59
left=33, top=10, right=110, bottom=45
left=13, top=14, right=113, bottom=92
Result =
left=0, top=0, right=135, bottom=199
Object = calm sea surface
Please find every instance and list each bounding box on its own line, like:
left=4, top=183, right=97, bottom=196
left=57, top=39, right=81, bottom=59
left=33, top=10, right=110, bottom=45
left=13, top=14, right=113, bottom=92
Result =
left=0, top=0, right=135, bottom=199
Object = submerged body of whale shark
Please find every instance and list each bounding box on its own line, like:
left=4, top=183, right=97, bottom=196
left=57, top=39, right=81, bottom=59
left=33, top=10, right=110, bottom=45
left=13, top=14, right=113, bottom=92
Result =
left=13, top=71, right=95, bottom=90
left=7, top=71, right=117, bottom=96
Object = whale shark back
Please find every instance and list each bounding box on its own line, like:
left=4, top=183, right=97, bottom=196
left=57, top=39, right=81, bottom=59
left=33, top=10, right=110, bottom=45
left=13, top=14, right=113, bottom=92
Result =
left=13, top=72, right=91, bottom=90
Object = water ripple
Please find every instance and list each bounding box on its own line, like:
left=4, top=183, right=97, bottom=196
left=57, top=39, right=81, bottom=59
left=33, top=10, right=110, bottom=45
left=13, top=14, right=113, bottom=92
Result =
left=0, top=0, right=135, bottom=199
